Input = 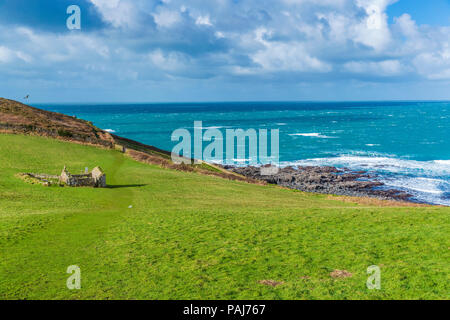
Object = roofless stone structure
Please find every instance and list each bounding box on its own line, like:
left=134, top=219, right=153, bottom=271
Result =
left=59, top=166, right=106, bottom=187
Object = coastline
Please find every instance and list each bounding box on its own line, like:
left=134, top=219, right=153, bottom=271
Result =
left=225, top=164, right=435, bottom=205
left=36, top=101, right=450, bottom=207
left=0, top=97, right=444, bottom=207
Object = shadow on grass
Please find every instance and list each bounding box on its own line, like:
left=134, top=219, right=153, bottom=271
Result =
left=106, top=184, right=148, bottom=189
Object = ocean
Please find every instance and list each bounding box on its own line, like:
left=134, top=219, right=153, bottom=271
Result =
left=35, top=101, right=450, bottom=206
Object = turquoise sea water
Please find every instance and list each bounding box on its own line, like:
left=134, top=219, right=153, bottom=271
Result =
left=35, top=101, right=450, bottom=205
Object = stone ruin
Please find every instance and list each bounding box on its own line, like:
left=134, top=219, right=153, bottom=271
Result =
left=59, top=166, right=106, bottom=187
left=19, top=166, right=106, bottom=187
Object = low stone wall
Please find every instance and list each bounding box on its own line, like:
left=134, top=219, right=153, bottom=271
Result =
left=64, top=175, right=96, bottom=187
left=30, top=174, right=59, bottom=180
left=18, top=173, right=59, bottom=186
left=18, top=166, right=106, bottom=188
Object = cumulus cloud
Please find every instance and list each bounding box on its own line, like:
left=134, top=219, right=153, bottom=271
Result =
left=353, top=0, right=393, bottom=50
left=0, top=0, right=449, bottom=100
left=90, top=0, right=140, bottom=28
left=414, top=49, right=450, bottom=80
left=250, top=28, right=331, bottom=72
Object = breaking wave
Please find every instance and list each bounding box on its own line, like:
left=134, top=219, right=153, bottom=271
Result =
left=280, top=155, right=450, bottom=206
left=289, top=133, right=337, bottom=139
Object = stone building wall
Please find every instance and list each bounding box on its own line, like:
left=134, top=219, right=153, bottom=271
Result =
left=59, top=166, right=106, bottom=187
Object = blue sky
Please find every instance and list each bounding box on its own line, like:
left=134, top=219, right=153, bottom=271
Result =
left=387, top=0, right=450, bottom=26
left=0, top=0, right=449, bottom=102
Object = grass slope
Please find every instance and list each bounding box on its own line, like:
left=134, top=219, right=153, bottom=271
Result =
left=0, top=134, right=448, bottom=300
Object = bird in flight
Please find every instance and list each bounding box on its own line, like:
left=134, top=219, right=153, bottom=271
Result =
left=24, top=95, right=29, bottom=100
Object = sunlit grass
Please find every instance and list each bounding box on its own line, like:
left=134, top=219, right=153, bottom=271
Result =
left=0, top=134, right=448, bottom=299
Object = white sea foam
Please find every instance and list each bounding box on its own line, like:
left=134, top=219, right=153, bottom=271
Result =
left=382, top=177, right=450, bottom=205
left=207, top=126, right=228, bottom=129
left=192, top=125, right=232, bottom=129
left=104, top=129, right=116, bottom=133
left=280, top=155, right=450, bottom=205
left=284, top=156, right=449, bottom=174
left=384, top=177, right=446, bottom=194
left=433, top=160, right=450, bottom=166
left=289, top=133, right=336, bottom=139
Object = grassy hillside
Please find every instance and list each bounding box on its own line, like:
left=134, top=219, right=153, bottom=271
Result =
left=0, top=134, right=448, bottom=299
left=0, top=98, right=257, bottom=184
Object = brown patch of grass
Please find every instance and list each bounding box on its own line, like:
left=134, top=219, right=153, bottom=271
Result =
left=126, top=149, right=265, bottom=185
left=330, top=270, right=353, bottom=279
left=0, top=98, right=114, bottom=147
left=258, top=280, right=284, bottom=287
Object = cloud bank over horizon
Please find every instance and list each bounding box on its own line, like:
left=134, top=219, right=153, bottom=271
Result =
left=0, top=0, right=449, bottom=102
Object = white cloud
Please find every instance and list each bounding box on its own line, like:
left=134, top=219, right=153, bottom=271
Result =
left=0, top=46, right=15, bottom=63
left=413, top=48, right=450, bottom=80
left=148, top=49, right=188, bottom=71
left=353, top=0, right=392, bottom=50
left=153, top=9, right=181, bottom=28
left=282, top=0, right=347, bottom=7
left=214, top=31, right=225, bottom=39
left=0, top=46, right=32, bottom=63
left=90, top=0, right=120, bottom=9
left=395, top=14, right=419, bottom=38
left=90, top=0, right=138, bottom=28
left=195, top=15, right=213, bottom=27
left=252, top=45, right=331, bottom=72
left=251, top=28, right=331, bottom=72
left=0, top=0, right=449, bottom=88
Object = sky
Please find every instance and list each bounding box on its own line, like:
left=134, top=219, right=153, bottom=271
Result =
left=0, top=0, right=449, bottom=103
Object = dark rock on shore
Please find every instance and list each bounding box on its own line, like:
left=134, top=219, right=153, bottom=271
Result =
left=225, top=165, right=412, bottom=202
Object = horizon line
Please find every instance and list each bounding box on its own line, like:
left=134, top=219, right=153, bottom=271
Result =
left=26, top=99, right=450, bottom=105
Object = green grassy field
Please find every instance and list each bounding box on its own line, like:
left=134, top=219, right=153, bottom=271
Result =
left=0, top=134, right=448, bottom=299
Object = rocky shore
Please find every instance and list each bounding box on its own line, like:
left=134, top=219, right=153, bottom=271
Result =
left=225, top=165, right=414, bottom=202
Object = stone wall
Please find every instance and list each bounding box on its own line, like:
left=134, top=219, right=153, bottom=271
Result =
left=91, top=166, right=106, bottom=187
left=60, top=166, right=106, bottom=187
